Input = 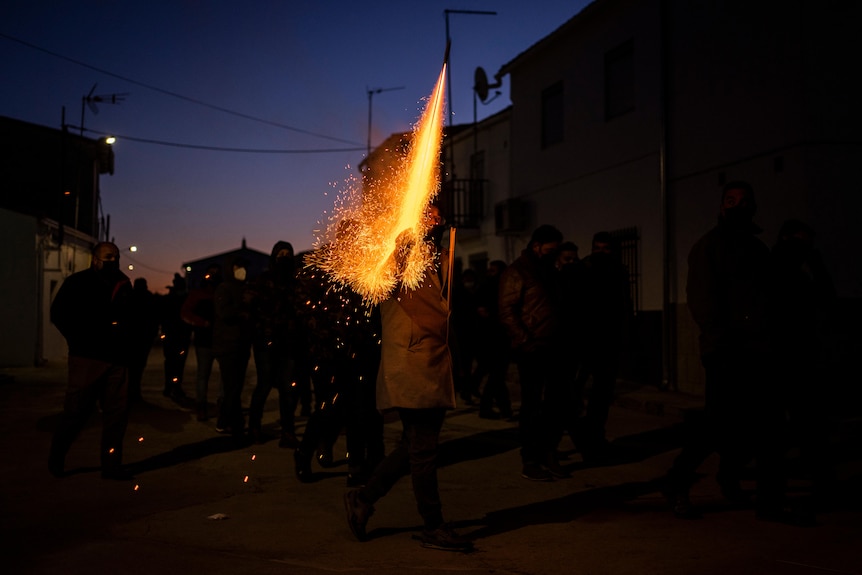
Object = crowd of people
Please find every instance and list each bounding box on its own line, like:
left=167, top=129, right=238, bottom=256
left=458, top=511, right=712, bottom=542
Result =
left=47, top=181, right=833, bottom=550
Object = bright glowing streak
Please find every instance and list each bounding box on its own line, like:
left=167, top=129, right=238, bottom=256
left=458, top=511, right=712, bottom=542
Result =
left=310, top=60, right=447, bottom=304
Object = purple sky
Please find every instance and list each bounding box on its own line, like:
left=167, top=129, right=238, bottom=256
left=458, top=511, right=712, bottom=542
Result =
left=2, top=0, right=589, bottom=292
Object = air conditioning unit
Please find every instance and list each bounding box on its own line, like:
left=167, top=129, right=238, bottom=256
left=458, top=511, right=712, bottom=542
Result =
left=494, top=198, right=528, bottom=235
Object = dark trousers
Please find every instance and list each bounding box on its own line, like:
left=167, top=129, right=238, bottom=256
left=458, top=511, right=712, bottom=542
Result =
left=361, top=407, right=446, bottom=529
left=668, top=352, right=783, bottom=506
left=300, top=355, right=384, bottom=472
left=248, top=341, right=297, bottom=433
left=572, top=347, right=617, bottom=451
left=476, top=334, right=512, bottom=415
left=515, top=346, right=567, bottom=465
left=216, top=345, right=250, bottom=435
left=50, top=356, right=130, bottom=471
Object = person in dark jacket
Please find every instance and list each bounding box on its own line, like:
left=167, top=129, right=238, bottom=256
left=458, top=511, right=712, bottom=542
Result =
left=159, top=273, right=192, bottom=401
left=571, top=232, right=632, bottom=461
left=127, top=277, right=159, bottom=403
left=213, top=257, right=254, bottom=441
left=247, top=241, right=303, bottom=447
left=765, top=219, right=836, bottom=521
left=48, top=242, right=135, bottom=480
left=498, top=224, right=568, bottom=481
left=664, top=181, right=774, bottom=519
left=181, top=264, right=222, bottom=421
left=474, top=260, right=513, bottom=420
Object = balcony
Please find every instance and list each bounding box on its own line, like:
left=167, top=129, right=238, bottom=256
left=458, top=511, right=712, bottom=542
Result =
left=438, top=178, right=486, bottom=229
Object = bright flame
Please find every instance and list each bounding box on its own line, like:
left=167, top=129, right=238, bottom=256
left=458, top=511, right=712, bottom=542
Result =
left=310, top=61, right=447, bottom=304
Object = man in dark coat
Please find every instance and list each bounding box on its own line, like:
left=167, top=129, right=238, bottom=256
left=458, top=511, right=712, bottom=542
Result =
left=49, top=242, right=135, bottom=480
left=498, top=224, right=567, bottom=481
left=247, top=241, right=303, bottom=447
left=213, top=257, right=254, bottom=442
left=572, top=232, right=632, bottom=461
left=664, top=181, right=773, bottom=518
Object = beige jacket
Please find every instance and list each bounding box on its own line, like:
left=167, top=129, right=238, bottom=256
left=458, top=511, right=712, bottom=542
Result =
left=376, top=264, right=456, bottom=411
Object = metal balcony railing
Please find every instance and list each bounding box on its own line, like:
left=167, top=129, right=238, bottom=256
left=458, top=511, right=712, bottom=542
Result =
left=438, top=178, right=486, bottom=229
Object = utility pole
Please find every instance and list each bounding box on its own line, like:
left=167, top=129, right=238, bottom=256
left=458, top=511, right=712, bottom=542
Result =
left=367, top=86, right=405, bottom=157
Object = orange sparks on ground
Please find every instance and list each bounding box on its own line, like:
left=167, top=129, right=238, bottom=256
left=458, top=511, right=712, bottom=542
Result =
left=134, top=484, right=140, bottom=491
left=309, top=56, right=448, bottom=305
left=138, top=436, right=144, bottom=442
left=251, top=454, right=256, bottom=461
left=243, top=475, right=249, bottom=483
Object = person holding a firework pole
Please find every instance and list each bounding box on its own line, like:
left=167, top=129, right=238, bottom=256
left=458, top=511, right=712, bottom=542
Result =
left=343, top=205, right=473, bottom=552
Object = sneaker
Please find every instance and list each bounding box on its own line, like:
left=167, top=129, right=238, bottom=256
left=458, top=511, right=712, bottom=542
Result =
left=344, top=489, right=374, bottom=542
left=416, top=523, right=474, bottom=552
left=521, top=463, right=553, bottom=482
left=543, top=455, right=571, bottom=479
left=294, top=448, right=313, bottom=483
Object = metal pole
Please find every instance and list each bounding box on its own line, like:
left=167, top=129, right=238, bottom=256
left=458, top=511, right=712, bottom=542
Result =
left=443, top=9, right=496, bottom=181
left=366, top=86, right=405, bottom=157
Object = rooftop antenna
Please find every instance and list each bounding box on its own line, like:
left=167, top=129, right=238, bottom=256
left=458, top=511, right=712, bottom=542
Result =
left=80, top=83, right=128, bottom=136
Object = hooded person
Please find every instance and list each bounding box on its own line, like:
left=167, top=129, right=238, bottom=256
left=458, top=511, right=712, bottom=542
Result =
left=49, top=242, right=136, bottom=480
left=213, top=256, right=254, bottom=440
left=247, top=241, right=304, bottom=447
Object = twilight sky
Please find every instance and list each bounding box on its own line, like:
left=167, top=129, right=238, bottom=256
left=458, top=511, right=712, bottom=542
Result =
left=2, top=0, right=589, bottom=292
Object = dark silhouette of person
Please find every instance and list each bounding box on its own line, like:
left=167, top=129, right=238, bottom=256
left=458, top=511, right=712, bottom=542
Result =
left=213, top=257, right=254, bottom=442
left=571, top=232, right=632, bottom=462
left=764, top=219, right=836, bottom=522
left=474, top=260, right=513, bottom=420
left=293, top=248, right=384, bottom=486
left=664, top=181, right=772, bottom=519
left=343, top=205, right=472, bottom=552
left=247, top=241, right=303, bottom=448
left=181, top=264, right=222, bottom=421
left=127, top=277, right=159, bottom=403
left=450, top=267, right=482, bottom=404
left=48, top=242, right=136, bottom=480
left=498, top=224, right=569, bottom=481
left=159, top=273, right=192, bottom=402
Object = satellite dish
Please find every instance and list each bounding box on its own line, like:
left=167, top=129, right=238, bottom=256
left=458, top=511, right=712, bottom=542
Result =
left=474, top=67, right=490, bottom=102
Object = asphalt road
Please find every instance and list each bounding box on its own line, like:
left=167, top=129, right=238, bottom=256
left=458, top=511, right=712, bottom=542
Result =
left=1, top=352, right=860, bottom=575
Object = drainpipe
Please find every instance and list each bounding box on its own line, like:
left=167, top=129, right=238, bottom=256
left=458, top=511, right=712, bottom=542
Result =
left=659, top=0, right=676, bottom=391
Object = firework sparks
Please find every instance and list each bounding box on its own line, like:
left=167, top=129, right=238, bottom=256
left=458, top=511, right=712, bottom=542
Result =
left=309, top=50, right=448, bottom=304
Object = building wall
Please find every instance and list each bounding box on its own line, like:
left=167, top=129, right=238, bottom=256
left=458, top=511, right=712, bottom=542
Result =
left=0, top=208, right=39, bottom=366
left=496, top=0, right=861, bottom=393
left=507, top=0, right=664, bottom=311
left=447, top=108, right=514, bottom=266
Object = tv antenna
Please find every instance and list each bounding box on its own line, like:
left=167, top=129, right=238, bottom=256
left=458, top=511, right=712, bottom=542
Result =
left=80, top=83, right=129, bottom=136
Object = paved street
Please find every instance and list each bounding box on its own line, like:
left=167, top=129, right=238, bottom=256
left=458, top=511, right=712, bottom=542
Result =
left=1, top=351, right=860, bottom=575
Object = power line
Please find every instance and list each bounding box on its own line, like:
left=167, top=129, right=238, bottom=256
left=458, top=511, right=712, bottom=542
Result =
left=0, top=31, right=364, bottom=147
left=80, top=126, right=364, bottom=154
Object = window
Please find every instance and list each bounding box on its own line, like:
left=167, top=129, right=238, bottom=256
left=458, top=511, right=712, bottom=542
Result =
left=541, top=81, right=564, bottom=148
left=608, top=226, right=640, bottom=314
left=605, top=39, right=635, bottom=120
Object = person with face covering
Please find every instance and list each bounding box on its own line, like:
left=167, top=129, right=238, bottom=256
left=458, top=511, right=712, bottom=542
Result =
left=498, top=224, right=569, bottom=482
left=213, top=256, right=254, bottom=442
left=570, top=232, right=632, bottom=462
left=48, top=242, right=136, bottom=480
left=247, top=241, right=303, bottom=447
left=664, top=181, right=778, bottom=521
